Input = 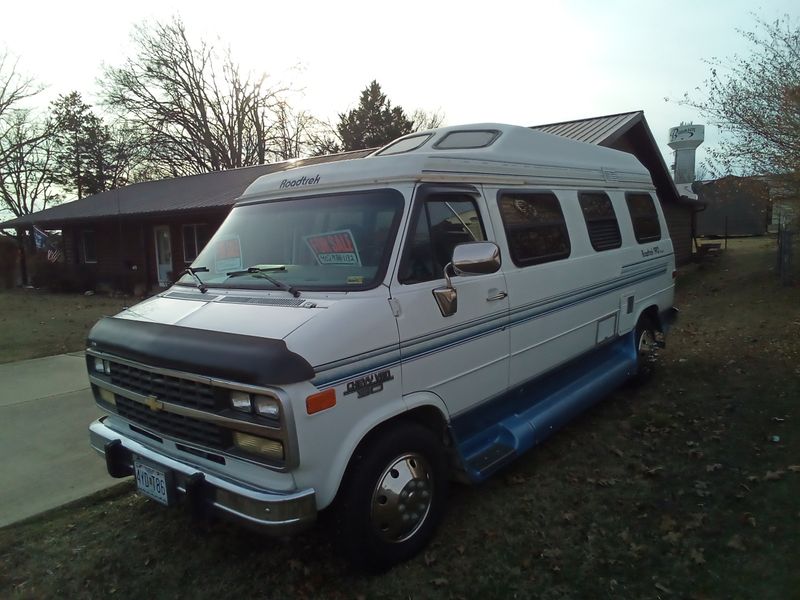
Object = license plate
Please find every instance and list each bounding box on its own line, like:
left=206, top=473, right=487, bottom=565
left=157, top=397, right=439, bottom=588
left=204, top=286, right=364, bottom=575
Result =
left=134, top=460, right=172, bottom=506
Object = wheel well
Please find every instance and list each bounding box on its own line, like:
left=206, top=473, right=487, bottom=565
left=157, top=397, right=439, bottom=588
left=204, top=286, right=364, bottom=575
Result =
left=356, top=406, right=449, bottom=452
left=639, top=304, right=662, bottom=331
left=332, top=405, right=452, bottom=506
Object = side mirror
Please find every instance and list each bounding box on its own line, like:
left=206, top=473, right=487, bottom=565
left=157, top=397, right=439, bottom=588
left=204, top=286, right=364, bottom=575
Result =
left=452, top=241, right=502, bottom=276
left=433, top=242, right=501, bottom=317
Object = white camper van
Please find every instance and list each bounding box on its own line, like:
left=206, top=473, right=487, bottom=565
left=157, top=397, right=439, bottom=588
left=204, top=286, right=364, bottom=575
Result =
left=87, top=124, right=677, bottom=570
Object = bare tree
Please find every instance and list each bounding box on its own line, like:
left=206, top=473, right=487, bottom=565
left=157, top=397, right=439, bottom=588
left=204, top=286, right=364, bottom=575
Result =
left=0, top=51, right=56, bottom=220
left=681, top=15, right=800, bottom=192
left=269, top=101, right=334, bottom=161
left=0, top=109, right=60, bottom=217
left=411, top=108, right=445, bottom=131
left=0, top=51, right=46, bottom=167
left=101, top=17, right=291, bottom=176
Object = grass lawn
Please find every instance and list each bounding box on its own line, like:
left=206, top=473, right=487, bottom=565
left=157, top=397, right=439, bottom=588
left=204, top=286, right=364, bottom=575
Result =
left=1, top=237, right=798, bottom=599
left=0, top=290, right=131, bottom=363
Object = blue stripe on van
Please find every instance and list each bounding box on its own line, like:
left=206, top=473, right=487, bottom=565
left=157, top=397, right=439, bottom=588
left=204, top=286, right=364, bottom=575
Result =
left=311, top=262, right=669, bottom=386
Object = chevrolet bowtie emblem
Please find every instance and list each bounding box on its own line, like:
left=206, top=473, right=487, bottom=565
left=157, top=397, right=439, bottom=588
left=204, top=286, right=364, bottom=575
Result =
left=145, top=396, right=164, bottom=412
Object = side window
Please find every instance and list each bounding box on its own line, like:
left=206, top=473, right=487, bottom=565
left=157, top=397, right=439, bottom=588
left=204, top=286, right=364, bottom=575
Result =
left=578, top=192, right=622, bottom=251
left=182, top=224, right=211, bottom=263
left=626, top=193, right=662, bottom=243
left=497, top=192, right=570, bottom=267
left=398, top=196, right=486, bottom=284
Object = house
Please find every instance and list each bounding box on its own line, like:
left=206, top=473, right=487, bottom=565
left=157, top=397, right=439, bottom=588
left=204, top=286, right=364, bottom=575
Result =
left=0, top=151, right=370, bottom=293
left=0, top=111, right=701, bottom=292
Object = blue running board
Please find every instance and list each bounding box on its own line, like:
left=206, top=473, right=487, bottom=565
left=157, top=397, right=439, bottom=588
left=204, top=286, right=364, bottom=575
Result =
left=451, top=332, right=637, bottom=482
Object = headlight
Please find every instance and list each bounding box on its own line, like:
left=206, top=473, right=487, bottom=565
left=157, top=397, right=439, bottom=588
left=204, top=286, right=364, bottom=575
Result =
left=231, top=390, right=252, bottom=412
left=93, top=357, right=111, bottom=374
left=254, top=395, right=280, bottom=419
left=97, top=387, right=116, bottom=405
left=233, top=432, right=284, bottom=460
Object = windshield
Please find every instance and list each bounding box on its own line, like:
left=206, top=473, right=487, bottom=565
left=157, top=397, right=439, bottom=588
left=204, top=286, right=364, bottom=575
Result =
left=178, top=189, right=405, bottom=291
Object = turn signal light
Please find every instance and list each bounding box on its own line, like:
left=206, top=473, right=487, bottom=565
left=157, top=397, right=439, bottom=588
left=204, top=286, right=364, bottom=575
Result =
left=306, top=389, right=336, bottom=415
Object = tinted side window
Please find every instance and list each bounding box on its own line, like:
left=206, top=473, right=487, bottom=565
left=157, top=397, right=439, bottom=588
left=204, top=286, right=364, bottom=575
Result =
left=398, top=196, right=485, bottom=284
left=626, top=193, right=661, bottom=243
left=498, top=192, right=570, bottom=267
left=579, top=192, right=622, bottom=251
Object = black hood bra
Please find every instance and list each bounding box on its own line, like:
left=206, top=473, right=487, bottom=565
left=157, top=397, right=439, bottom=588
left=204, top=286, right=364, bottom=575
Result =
left=87, top=317, right=315, bottom=386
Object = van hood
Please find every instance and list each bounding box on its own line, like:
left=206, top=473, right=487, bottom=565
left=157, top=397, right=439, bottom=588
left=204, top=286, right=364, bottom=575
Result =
left=114, top=292, right=320, bottom=340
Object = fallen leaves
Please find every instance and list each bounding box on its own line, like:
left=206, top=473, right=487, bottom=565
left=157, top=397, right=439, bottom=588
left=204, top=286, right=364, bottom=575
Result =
left=764, top=470, right=785, bottom=481
left=727, top=535, right=747, bottom=552
left=689, top=548, right=706, bottom=565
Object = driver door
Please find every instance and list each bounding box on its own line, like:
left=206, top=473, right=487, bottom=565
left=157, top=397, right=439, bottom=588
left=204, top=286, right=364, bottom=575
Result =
left=390, top=186, right=510, bottom=417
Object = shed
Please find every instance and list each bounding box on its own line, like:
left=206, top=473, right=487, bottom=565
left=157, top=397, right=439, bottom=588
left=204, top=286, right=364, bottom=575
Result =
left=694, top=175, right=771, bottom=236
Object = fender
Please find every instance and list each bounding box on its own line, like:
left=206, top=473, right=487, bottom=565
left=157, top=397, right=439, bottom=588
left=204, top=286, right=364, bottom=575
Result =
left=311, top=391, right=450, bottom=509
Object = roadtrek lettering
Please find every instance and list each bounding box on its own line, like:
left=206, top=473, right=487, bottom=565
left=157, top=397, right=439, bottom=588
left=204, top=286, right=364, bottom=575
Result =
left=279, top=174, right=321, bottom=189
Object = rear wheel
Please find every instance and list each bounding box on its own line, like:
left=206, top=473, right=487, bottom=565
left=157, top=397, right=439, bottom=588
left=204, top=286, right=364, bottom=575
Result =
left=632, top=316, right=659, bottom=384
left=335, top=422, right=448, bottom=572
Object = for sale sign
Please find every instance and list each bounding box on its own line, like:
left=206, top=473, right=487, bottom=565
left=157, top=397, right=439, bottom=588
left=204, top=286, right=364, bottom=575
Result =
left=304, top=230, right=362, bottom=266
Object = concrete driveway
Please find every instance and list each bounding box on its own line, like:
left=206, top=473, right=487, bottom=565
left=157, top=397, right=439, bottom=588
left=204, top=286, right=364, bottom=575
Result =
left=0, top=353, right=117, bottom=527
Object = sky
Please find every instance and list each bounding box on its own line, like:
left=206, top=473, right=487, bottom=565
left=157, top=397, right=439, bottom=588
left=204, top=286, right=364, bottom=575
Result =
left=1, top=0, right=797, bottom=174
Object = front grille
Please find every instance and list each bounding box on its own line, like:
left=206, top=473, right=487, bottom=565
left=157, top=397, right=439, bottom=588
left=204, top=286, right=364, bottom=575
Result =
left=110, top=362, right=219, bottom=410
left=116, top=396, right=231, bottom=450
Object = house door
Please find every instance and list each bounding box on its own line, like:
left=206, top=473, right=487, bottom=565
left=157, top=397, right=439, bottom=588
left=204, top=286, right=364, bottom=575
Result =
left=153, top=225, right=172, bottom=287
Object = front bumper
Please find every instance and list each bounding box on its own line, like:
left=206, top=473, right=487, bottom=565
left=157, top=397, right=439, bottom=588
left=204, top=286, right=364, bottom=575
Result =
left=89, top=417, right=316, bottom=536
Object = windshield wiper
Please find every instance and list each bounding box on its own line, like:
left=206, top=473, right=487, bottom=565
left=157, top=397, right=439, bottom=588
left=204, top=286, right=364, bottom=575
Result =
left=225, top=265, right=300, bottom=298
left=176, top=266, right=209, bottom=293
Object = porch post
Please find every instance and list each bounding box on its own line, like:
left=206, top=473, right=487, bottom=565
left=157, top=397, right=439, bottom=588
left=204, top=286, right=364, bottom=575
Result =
left=15, top=227, right=28, bottom=286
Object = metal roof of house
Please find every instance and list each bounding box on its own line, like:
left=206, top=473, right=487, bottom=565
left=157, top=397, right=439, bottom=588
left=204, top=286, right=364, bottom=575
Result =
left=0, top=149, right=372, bottom=229
left=532, top=111, right=642, bottom=146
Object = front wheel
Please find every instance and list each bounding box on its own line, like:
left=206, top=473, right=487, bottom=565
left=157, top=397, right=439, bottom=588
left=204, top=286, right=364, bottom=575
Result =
left=335, top=422, right=448, bottom=572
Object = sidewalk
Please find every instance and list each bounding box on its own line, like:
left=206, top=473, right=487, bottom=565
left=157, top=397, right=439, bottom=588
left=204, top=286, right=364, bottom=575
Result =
left=0, top=353, right=117, bottom=527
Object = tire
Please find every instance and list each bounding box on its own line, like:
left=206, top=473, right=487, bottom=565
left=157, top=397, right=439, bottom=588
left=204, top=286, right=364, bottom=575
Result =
left=335, top=421, right=448, bottom=572
left=631, top=316, right=659, bottom=384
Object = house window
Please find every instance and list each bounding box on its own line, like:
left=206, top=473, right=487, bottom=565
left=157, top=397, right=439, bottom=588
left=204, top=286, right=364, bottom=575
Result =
left=579, top=192, right=622, bottom=251
left=625, top=193, right=662, bottom=243
left=398, top=196, right=486, bottom=284
left=81, top=230, right=97, bottom=264
left=498, top=192, right=571, bottom=267
left=182, top=224, right=210, bottom=263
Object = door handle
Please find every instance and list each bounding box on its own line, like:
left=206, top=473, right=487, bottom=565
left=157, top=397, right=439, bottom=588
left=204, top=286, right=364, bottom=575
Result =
left=487, top=291, right=508, bottom=301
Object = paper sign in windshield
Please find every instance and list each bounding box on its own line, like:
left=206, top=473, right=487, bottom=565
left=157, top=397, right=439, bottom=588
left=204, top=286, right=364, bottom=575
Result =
left=214, top=236, right=243, bottom=272
left=304, top=230, right=362, bottom=266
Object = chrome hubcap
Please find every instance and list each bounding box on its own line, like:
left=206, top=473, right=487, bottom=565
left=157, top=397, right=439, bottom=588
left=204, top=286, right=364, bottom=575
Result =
left=638, top=329, right=657, bottom=363
left=370, top=452, right=433, bottom=543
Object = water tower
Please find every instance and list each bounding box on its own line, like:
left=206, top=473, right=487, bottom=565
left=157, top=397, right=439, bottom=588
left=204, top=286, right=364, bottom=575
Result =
left=668, top=123, right=704, bottom=184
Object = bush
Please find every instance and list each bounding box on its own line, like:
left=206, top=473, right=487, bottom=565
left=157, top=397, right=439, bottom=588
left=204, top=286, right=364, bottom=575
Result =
left=29, top=255, right=97, bottom=293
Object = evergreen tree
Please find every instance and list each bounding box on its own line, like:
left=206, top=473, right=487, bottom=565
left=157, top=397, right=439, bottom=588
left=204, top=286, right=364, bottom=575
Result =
left=51, top=92, right=131, bottom=197
left=337, top=81, right=414, bottom=151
